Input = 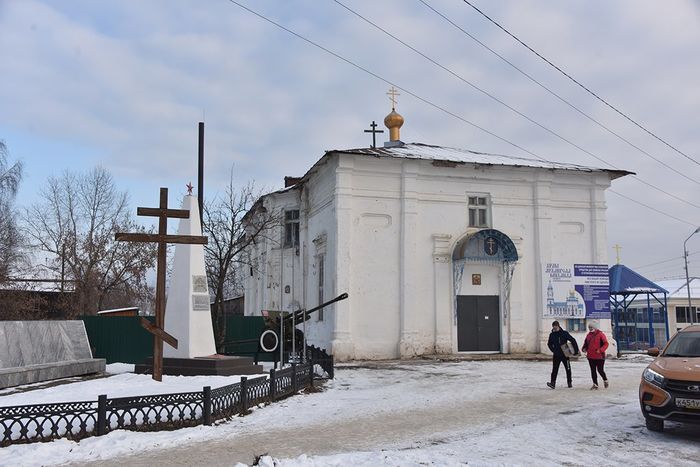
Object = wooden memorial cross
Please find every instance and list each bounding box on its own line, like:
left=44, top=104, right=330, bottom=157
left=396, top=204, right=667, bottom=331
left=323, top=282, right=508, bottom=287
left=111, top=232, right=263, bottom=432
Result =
left=115, top=187, right=207, bottom=381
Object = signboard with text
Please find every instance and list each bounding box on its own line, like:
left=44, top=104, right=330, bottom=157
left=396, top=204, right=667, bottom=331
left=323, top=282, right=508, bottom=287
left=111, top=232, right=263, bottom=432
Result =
left=543, top=263, right=610, bottom=319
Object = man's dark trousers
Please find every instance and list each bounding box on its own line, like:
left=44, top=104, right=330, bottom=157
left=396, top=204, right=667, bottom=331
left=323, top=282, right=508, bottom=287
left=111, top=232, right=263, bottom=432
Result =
left=551, top=355, right=572, bottom=387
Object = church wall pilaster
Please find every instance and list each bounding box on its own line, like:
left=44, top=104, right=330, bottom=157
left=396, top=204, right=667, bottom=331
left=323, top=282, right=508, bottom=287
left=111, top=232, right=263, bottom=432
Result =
left=590, top=179, right=609, bottom=264
left=331, top=155, right=355, bottom=360
left=399, top=161, right=422, bottom=357
left=432, top=234, right=452, bottom=354
left=533, top=175, right=553, bottom=353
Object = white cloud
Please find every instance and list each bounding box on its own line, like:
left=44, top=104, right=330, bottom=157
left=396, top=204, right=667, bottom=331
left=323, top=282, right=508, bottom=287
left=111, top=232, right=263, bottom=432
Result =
left=0, top=0, right=699, bottom=278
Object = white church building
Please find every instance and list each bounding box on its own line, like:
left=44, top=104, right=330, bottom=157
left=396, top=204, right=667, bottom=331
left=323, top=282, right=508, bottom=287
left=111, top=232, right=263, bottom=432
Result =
left=242, top=104, right=629, bottom=360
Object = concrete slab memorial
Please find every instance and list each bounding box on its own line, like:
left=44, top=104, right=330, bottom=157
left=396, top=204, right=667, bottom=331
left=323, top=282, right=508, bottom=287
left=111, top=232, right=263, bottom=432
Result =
left=0, top=320, right=106, bottom=389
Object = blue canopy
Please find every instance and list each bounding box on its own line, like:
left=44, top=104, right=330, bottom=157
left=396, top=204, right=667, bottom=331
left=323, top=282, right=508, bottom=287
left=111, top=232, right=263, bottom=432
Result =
left=608, top=264, right=668, bottom=295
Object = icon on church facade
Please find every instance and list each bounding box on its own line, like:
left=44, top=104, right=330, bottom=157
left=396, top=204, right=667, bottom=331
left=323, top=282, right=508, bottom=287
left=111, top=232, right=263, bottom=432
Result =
left=472, top=274, right=481, bottom=286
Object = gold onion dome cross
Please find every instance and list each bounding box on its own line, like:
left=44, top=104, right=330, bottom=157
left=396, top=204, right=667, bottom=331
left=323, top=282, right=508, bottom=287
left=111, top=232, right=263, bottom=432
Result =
left=384, top=86, right=404, bottom=141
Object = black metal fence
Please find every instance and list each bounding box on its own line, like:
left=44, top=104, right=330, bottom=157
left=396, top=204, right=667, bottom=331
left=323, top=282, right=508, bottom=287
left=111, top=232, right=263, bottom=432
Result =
left=0, top=361, right=322, bottom=447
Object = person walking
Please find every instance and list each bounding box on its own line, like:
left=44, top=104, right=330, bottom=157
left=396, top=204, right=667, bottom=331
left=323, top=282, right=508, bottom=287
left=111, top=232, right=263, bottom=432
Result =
left=546, top=321, right=579, bottom=389
left=582, top=321, right=609, bottom=390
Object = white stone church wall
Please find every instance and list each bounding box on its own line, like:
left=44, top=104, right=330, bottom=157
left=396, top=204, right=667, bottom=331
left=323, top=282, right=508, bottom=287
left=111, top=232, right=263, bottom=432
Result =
left=244, top=152, right=614, bottom=361
left=300, top=160, right=337, bottom=352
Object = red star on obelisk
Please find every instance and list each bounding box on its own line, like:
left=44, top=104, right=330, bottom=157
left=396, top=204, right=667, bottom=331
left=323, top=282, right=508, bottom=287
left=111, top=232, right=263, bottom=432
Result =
left=186, top=182, right=194, bottom=195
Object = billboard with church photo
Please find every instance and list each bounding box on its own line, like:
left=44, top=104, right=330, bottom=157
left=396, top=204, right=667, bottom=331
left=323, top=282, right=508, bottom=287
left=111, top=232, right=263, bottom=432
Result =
left=543, top=263, right=610, bottom=319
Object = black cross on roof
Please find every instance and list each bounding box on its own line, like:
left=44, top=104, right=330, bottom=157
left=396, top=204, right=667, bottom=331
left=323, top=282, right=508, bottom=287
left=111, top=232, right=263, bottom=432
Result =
left=364, top=120, right=384, bottom=148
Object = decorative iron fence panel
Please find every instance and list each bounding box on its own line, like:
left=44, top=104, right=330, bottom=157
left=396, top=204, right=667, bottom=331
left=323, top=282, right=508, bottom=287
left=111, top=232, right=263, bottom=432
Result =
left=246, top=376, right=270, bottom=407
left=0, top=400, right=98, bottom=445
left=1, top=360, right=326, bottom=447
left=211, top=381, right=241, bottom=418
left=274, top=366, right=295, bottom=399
left=106, top=391, right=204, bottom=432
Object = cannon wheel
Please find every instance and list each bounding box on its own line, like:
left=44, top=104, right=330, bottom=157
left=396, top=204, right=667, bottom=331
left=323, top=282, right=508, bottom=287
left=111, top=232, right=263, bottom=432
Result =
left=259, top=329, right=279, bottom=352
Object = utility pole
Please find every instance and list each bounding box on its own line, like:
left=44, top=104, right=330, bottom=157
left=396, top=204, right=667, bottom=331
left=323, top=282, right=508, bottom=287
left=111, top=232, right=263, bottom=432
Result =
left=684, top=227, right=700, bottom=324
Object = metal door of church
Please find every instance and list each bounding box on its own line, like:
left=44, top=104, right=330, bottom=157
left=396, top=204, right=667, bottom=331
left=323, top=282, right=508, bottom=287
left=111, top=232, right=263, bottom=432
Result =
left=457, top=295, right=500, bottom=351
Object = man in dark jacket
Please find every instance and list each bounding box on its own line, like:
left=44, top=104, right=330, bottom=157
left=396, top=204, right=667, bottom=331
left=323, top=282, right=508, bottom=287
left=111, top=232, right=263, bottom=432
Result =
left=546, top=320, right=580, bottom=389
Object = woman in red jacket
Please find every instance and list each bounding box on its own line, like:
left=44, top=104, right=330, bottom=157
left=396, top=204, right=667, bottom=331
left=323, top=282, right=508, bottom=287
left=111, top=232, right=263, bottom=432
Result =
left=582, top=321, right=609, bottom=390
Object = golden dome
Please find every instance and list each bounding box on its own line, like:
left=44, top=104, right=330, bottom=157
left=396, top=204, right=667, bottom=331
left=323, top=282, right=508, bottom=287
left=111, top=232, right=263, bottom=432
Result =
left=384, top=109, right=404, bottom=141
left=384, top=110, right=404, bottom=128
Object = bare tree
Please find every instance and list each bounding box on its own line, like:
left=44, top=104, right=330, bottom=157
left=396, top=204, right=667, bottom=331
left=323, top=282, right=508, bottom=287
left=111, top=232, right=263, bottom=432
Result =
left=0, top=140, right=24, bottom=282
left=203, top=176, right=280, bottom=350
left=24, top=167, right=156, bottom=316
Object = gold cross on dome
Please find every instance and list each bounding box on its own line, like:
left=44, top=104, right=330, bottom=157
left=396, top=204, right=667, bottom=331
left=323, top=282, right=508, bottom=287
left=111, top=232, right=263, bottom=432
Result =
left=387, top=86, right=400, bottom=109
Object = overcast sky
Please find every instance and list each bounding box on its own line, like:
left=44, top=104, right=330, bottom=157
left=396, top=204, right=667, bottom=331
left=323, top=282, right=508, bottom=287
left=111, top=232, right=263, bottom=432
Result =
left=1, top=0, right=699, bottom=283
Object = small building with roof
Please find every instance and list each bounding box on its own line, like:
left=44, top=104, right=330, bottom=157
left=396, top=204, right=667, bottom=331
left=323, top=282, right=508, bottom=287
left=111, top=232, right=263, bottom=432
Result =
left=656, top=277, right=700, bottom=331
left=620, top=276, right=700, bottom=349
left=242, top=99, right=631, bottom=360
left=609, top=264, right=670, bottom=351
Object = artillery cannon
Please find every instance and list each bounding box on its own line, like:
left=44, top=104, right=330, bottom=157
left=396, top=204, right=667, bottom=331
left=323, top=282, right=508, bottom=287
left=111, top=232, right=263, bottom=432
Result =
left=258, top=292, right=348, bottom=354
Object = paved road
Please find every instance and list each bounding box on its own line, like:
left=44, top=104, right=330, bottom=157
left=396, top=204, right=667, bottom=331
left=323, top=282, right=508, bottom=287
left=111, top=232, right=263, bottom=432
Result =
left=71, top=357, right=691, bottom=467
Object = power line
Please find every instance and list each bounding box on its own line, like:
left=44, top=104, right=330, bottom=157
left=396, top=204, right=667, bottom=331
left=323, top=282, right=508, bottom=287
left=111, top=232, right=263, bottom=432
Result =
left=225, top=0, right=548, bottom=163
left=333, top=0, right=700, bottom=210
left=460, top=0, right=700, bottom=168
left=634, top=250, right=700, bottom=270
left=608, top=189, right=697, bottom=227
left=223, top=0, right=699, bottom=228
left=418, top=0, right=700, bottom=191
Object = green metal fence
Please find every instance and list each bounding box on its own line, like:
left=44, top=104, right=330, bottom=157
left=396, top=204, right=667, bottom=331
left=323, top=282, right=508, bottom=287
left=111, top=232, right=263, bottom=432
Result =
left=81, top=316, right=154, bottom=364
left=81, top=315, right=272, bottom=364
left=220, top=316, right=274, bottom=361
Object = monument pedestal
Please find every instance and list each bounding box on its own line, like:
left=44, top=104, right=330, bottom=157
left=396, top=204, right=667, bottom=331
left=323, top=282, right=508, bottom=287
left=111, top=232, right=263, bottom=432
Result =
left=135, top=355, right=263, bottom=376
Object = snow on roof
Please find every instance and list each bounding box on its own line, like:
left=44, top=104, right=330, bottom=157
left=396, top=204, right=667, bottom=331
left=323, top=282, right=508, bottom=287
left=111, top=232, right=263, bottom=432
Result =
left=97, top=307, right=139, bottom=315
left=256, top=142, right=632, bottom=205
left=332, top=143, right=632, bottom=179
left=623, top=287, right=660, bottom=293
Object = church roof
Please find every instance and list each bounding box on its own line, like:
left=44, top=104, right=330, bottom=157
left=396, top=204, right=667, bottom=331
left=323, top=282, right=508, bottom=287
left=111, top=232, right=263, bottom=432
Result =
left=332, top=143, right=632, bottom=179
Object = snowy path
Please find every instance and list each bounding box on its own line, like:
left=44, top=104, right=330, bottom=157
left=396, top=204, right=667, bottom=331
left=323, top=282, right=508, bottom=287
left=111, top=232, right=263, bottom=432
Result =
left=32, top=357, right=694, bottom=467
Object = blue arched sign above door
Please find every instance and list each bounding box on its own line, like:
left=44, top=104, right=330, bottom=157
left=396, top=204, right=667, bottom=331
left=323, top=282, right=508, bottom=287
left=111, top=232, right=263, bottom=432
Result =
left=452, top=229, right=518, bottom=263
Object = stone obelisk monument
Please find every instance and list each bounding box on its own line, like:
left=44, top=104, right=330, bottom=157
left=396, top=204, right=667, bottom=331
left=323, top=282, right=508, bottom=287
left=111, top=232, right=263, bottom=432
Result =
left=164, top=193, right=217, bottom=358
left=134, top=189, right=263, bottom=376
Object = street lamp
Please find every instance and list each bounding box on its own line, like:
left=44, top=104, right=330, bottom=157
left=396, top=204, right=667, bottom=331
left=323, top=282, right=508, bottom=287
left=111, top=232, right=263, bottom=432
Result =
left=684, top=226, right=700, bottom=324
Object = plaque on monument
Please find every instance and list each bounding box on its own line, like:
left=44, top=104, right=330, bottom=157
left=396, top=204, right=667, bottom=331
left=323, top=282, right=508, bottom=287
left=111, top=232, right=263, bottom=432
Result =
left=192, top=294, right=210, bottom=311
left=192, top=275, right=208, bottom=293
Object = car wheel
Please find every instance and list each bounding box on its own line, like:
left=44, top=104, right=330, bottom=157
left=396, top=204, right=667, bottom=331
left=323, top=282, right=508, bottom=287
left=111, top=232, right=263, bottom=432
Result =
left=645, top=416, right=664, bottom=432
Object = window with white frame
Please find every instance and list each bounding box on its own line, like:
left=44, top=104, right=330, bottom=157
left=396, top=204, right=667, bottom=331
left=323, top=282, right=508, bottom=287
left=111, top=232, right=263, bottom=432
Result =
left=468, top=195, right=490, bottom=228
left=284, top=209, right=300, bottom=248
left=676, top=306, right=698, bottom=324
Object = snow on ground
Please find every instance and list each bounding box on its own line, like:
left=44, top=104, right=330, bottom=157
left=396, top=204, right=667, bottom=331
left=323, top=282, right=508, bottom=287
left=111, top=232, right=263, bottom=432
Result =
left=0, top=369, right=267, bottom=407
left=1, top=357, right=699, bottom=466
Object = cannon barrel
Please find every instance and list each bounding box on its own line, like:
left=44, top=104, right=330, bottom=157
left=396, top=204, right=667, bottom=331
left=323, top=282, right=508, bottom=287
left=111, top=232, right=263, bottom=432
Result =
left=258, top=292, right=349, bottom=352
left=284, top=292, right=349, bottom=326
left=220, top=293, right=349, bottom=353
